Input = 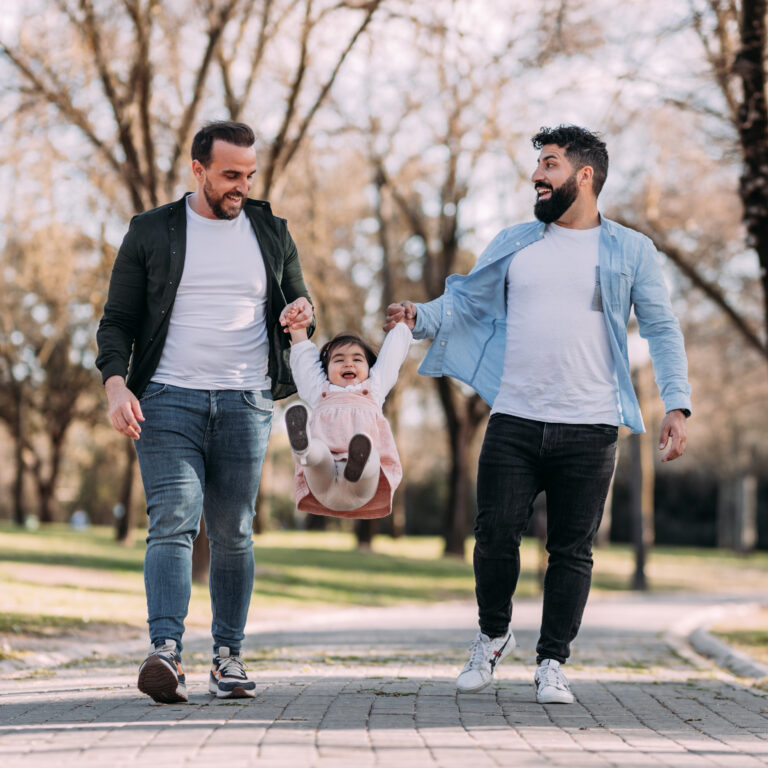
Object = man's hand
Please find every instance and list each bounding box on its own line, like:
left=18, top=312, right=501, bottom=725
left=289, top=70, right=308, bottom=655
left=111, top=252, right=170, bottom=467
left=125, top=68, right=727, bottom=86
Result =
left=105, top=376, right=144, bottom=440
left=279, top=297, right=313, bottom=333
left=658, top=409, right=687, bottom=462
left=384, top=301, right=417, bottom=331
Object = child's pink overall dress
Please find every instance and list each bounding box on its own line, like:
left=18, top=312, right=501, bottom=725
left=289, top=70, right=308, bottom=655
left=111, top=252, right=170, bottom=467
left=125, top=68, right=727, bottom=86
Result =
left=294, top=383, right=402, bottom=518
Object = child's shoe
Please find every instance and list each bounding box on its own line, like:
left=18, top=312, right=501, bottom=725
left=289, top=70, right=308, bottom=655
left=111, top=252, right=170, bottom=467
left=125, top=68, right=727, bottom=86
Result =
left=285, top=404, right=310, bottom=454
left=344, top=434, right=372, bottom=482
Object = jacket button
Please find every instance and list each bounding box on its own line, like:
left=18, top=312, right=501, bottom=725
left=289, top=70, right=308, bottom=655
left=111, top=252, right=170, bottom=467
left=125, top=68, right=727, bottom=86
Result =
left=362, top=389, right=369, bottom=395
left=446, top=311, right=451, bottom=316
left=440, top=341, right=446, bottom=346
left=161, top=310, right=165, bottom=314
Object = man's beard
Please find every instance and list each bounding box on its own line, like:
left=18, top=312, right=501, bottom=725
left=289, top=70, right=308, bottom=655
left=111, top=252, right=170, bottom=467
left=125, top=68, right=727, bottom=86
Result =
left=534, top=172, right=579, bottom=223
left=203, top=179, right=245, bottom=220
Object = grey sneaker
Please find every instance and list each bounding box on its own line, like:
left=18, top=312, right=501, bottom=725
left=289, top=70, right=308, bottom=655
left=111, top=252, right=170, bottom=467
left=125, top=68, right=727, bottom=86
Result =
left=209, top=647, right=256, bottom=699
left=137, top=639, right=188, bottom=703
left=534, top=658, right=574, bottom=704
left=456, top=631, right=515, bottom=693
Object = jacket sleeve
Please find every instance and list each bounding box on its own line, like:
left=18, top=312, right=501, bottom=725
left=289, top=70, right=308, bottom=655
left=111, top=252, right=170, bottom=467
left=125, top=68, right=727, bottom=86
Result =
left=412, top=296, right=445, bottom=340
left=95, top=218, right=146, bottom=383
left=632, top=240, right=692, bottom=415
left=279, top=224, right=316, bottom=339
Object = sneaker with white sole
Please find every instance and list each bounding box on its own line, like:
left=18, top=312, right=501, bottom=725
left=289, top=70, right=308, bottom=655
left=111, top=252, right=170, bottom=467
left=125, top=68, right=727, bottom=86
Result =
left=137, top=639, right=188, bottom=703
left=456, top=631, right=515, bottom=693
left=209, top=647, right=256, bottom=699
left=534, top=658, right=574, bottom=704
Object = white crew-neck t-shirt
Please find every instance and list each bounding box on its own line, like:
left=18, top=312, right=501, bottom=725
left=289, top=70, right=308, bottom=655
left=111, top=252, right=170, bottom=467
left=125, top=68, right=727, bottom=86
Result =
left=152, top=198, right=270, bottom=390
left=491, top=222, right=619, bottom=425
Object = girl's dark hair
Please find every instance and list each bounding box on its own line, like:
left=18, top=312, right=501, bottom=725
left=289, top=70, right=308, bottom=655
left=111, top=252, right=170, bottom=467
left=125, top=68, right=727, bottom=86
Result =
left=319, top=333, right=378, bottom=375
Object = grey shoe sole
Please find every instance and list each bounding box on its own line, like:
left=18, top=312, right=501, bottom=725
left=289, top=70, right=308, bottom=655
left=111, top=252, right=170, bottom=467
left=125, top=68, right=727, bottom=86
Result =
left=286, top=405, right=309, bottom=453
left=344, top=434, right=372, bottom=482
left=138, top=656, right=188, bottom=704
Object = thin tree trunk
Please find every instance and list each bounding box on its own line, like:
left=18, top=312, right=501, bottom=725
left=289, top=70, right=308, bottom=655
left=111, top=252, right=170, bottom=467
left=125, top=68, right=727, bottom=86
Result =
left=630, top=367, right=655, bottom=590
left=12, top=386, right=24, bottom=526
left=116, top=438, right=137, bottom=543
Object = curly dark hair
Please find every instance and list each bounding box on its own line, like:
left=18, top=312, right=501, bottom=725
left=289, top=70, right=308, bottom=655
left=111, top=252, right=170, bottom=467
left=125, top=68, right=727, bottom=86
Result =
left=319, top=333, right=378, bottom=376
left=531, top=125, right=609, bottom=197
left=191, top=121, right=255, bottom=167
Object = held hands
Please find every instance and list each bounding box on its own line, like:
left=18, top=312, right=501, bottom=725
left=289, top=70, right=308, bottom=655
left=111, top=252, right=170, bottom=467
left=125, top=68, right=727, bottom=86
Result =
left=658, top=409, right=688, bottom=462
left=384, top=301, right=417, bottom=332
left=280, top=297, right=313, bottom=342
left=105, top=376, right=144, bottom=439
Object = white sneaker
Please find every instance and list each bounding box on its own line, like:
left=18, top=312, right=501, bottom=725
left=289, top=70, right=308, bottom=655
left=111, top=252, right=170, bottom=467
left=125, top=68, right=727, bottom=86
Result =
left=534, top=658, right=574, bottom=704
left=456, top=631, right=515, bottom=693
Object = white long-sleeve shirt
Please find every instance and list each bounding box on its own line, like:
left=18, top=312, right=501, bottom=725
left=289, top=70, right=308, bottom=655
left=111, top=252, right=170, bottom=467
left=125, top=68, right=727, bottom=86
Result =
left=289, top=322, right=412, bottom=408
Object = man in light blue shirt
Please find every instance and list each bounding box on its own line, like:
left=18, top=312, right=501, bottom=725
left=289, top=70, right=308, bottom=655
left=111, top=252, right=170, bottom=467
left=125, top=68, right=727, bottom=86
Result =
left=386, top=125, right=691, bottom=704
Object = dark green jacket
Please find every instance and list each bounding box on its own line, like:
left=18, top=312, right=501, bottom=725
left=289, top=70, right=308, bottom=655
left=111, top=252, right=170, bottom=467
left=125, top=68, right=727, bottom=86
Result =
left=96, top=194, right=314, bottom=400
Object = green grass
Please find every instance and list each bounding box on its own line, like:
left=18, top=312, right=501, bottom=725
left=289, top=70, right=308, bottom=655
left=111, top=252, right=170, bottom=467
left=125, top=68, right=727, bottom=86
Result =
left=3, top=523, right=768, bottom=639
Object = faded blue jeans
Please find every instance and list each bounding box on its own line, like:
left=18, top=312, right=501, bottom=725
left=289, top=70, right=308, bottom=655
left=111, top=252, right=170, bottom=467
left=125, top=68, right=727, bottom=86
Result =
left=134, top=382, right=273, bottom=655
left=474, top=413, right=618, bottom=664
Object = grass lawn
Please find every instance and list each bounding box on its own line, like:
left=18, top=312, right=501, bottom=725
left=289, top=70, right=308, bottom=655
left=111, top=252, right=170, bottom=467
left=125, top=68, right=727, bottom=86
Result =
left=711, top=609, right=768, bottom=668
left=2, top=523, right=768, bottom=641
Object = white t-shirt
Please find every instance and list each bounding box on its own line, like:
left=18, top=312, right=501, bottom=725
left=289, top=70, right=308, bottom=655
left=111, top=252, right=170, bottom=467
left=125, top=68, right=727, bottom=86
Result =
left=152, top=198, right=270, bottom=390
left=491, top=222, right=619, bottom=425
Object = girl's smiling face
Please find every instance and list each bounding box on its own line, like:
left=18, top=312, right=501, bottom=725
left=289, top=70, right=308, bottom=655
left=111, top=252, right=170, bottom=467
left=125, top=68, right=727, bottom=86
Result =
left=327, top=342, right=370, bottom=387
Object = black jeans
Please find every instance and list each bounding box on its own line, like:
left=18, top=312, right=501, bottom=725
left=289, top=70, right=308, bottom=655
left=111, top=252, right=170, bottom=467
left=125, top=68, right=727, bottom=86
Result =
left=474, top=413, right=618, bottom=664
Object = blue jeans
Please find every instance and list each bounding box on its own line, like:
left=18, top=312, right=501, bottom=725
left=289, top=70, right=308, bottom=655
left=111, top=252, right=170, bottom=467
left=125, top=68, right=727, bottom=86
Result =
left=474, top=413, right=618, bottom=664
left=134, top=382, right=273, bottom=654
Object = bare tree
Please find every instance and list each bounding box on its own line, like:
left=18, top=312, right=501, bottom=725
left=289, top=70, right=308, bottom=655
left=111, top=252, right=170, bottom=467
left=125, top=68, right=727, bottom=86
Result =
left=0, top=0, right=389, bottom=554
left=340, top=0, right=581, bottom=555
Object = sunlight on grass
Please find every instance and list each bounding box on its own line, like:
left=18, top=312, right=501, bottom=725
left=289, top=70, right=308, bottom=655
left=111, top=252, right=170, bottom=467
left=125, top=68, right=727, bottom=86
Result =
left=2, top=523, right=768, bottom=638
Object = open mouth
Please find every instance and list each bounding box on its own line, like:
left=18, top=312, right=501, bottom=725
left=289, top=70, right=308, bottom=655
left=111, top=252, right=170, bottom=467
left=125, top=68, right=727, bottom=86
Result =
left=342, top=372, right=357, bottom=380
left=535, top=186, right=552, bottom=199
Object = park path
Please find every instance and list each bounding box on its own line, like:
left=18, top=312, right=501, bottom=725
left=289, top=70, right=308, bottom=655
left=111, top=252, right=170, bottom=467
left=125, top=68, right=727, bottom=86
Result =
left=1, top=593, right=767, bottom=767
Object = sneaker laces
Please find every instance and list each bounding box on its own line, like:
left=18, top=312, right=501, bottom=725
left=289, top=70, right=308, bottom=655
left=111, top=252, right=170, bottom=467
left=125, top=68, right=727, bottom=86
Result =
left=539, top=661, right=568, bottom=690
left=466, top=634, right=491, bottom=669
left=218, top=654, right=247, bottom=679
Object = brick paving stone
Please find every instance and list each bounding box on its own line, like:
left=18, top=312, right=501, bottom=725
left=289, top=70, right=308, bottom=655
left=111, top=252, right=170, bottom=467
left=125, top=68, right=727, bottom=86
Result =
left=2, top=595, right=768, bottom=767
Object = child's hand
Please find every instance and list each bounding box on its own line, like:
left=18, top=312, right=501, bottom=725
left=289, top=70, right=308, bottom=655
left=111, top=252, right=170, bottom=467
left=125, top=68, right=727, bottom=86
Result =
left=384, top=301, right=417, bottom=331
left=280, top=297, right=313, bottom=333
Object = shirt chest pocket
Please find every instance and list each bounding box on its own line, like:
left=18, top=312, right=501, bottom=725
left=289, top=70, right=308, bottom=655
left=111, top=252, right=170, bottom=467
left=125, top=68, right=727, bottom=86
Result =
left=609, top=266, right=633, bottom=311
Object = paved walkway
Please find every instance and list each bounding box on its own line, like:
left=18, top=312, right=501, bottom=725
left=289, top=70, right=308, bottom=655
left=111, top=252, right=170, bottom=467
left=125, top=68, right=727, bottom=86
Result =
left=1, top=594, right=767, bottom=767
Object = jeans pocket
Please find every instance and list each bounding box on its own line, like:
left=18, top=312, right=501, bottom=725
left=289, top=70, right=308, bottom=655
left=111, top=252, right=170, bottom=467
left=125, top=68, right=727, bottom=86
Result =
left=140, top=382, right=168, bottom=402
left=241, top=390, right=274, bottom=413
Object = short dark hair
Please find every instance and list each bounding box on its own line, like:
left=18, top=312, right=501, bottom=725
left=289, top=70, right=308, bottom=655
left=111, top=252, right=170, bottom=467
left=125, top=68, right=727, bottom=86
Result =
left=531, top=125, right=609, bottom=197
left=191, top=121, right=255, bottom=167
left=319, top=333, right=378, bottom=375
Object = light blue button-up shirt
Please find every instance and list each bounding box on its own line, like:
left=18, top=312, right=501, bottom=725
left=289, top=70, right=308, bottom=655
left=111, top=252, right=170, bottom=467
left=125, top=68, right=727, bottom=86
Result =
left=412, top=217, right=692, bottom=434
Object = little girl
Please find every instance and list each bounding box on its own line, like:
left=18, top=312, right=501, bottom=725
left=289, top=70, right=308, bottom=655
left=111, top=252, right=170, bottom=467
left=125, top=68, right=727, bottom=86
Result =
left=280, top=304, right=411, bottom=518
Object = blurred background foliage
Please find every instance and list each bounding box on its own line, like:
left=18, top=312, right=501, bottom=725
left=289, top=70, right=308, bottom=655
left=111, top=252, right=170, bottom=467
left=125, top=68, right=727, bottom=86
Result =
left=0, top=0, right=766, bottom=569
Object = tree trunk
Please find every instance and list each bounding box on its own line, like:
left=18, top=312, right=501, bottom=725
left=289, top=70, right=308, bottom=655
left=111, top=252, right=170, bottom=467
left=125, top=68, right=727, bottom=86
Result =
left=630, top=368, right=655, bottom=590
left=12, top=386, right=25, bottom=526
left=116, top=438, right=137, bottom=543
left=440, top=384, right=487, bottom=557
left=735, top=0, right=768, bottom=346
left=355, top=518, right=375, bottom=550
